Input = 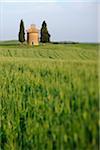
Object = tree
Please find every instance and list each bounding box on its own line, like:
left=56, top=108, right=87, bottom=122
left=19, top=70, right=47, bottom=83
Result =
left=18, top=19, right=25, bottom=43
left=40, top=21, right=50, bottom=43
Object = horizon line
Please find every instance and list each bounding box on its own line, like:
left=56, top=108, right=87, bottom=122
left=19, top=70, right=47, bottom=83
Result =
left=0, top=39, right=99, bottom=44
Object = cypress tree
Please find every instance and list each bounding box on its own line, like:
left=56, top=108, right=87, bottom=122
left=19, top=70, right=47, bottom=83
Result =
left=18, top=19, right=25, bottom=43
left=40, top=21, right=50, bottom=43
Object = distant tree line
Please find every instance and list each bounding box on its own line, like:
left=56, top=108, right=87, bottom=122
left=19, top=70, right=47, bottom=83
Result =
left=51, top=41, right=79, bottom=44
left=18, top=19, right=50, bottom=44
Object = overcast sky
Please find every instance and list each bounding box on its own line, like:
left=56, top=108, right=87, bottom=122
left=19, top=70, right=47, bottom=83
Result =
left=0, top=0, right=99, bottom=42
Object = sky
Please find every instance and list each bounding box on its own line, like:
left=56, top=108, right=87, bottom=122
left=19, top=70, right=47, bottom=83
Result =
left=0, top=0, right=99, bottom=43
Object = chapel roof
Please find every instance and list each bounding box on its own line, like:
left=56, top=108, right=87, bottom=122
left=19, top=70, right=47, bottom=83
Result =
left=27, top=24, right=39, bottom=33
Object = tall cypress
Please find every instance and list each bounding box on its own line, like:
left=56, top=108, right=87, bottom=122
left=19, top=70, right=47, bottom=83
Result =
left=18, top=19, right=25, bottom=43
left=40, top=21, right=50, bottom=43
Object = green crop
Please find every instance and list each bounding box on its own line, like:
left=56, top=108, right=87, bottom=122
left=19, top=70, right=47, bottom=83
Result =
left=0, top=42, right=99, bottom=150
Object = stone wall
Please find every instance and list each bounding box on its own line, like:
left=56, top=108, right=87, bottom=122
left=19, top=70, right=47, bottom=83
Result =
left=27, top=24, right=39, bottom=46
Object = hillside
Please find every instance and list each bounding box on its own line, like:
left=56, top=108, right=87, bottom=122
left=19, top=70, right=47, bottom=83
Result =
left=0, top=42, right=98, bottom=61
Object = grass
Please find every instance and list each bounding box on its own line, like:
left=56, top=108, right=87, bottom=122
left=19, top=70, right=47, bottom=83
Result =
left=0, top=42, right=99, bottom=150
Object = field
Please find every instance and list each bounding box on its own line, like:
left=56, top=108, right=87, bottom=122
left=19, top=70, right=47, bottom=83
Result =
left=0, top=41, right=99, bottom=150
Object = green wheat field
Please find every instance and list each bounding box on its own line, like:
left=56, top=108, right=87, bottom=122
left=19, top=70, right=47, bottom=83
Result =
left=0, top=41, right=99, bottom=150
